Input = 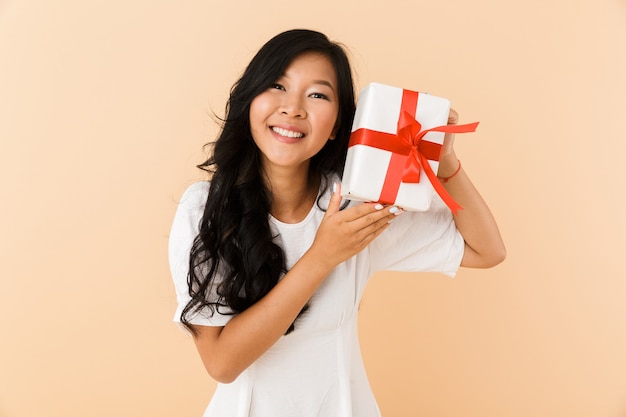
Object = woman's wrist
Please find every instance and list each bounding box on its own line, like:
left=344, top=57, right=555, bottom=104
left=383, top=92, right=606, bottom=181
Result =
left=437, top=159, right=462, bottom=183
left=437, top=152, right=461, bottom=178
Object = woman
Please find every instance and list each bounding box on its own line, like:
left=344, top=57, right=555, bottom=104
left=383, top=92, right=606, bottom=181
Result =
left=169, top=28, right=505, bottom=416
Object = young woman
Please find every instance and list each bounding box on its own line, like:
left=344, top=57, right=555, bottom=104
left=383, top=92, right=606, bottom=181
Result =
left=169, top=29, right=505, bottom=417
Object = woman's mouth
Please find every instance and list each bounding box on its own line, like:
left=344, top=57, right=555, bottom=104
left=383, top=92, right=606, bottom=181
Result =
left=271, top=126, right=305, bottom=139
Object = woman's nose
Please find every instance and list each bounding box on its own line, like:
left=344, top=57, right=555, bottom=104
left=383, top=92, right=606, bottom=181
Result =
left=279, top=94, right=306, bottom=118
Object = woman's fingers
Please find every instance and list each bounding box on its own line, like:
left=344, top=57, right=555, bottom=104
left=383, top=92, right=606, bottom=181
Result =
left=442, top=108, right=459, bottom=155
left=346, top=203, right=402, bottom=228
left=328, top=203, right=400, bottom=251
left=448, top=108, right=459, bottom=125
left=323, top=183, right=400, bottom=227
left=351, top=205, right=401, bottom=242
left=325, top=182, right=343, bottom=217
left=317, top=187, right=404, bottom=265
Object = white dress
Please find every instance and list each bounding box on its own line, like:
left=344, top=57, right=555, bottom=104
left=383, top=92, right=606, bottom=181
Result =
left=169, top=181, right=464, bottom=417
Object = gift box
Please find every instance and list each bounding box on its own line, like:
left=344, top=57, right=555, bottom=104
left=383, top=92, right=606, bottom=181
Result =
left=341, top=82, right=477, bottom=213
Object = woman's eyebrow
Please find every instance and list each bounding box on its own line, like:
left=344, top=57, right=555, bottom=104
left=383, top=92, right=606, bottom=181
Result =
left=279, top=73, right=336, bottom=91
left=313, top=80, right=335, bottom=91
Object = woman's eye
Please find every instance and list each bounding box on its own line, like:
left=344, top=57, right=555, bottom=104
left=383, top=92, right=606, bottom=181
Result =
left=310, top=92, right=329, bottom=100
left=271, top=83, right=285, bottom=91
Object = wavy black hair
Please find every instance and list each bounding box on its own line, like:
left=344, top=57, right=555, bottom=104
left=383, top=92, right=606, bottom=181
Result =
left=181, top=29, right=356, bottom=335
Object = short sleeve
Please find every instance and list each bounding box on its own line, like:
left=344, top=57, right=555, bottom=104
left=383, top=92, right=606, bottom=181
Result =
left=368, top=195, right=464, bottom=277
left=168, top=182, right=234, bottom=329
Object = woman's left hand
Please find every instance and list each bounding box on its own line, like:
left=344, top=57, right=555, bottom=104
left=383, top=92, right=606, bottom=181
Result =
left=438, top=108, right=460, bottom=177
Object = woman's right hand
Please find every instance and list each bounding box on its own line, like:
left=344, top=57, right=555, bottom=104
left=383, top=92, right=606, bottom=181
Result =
left=310, top=183, right=402, bottom=270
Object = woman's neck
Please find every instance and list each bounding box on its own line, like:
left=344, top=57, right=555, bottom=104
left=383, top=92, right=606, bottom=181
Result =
left=265, top=168, right=319, bottom=224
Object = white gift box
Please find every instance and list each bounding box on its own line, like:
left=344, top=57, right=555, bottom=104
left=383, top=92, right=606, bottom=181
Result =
left=341, top=82, right=451, bottom=211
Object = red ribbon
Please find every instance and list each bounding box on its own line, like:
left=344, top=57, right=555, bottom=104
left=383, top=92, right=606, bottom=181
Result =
left=348, top=90, right=479, bottom=214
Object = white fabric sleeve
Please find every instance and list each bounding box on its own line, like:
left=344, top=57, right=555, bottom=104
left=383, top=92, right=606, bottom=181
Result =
left=168, top=181, right=234, bottom=329
left=368, top=195, right=465, bottom=277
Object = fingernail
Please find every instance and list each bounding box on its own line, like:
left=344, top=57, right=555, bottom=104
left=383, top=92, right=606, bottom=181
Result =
left=389, top=206, right=402, bottom=215
left=332, top=182, right=338, bottom=193
left=374, top=204, right=384, bottom=210
left=387, top=218, right=395, bottom=224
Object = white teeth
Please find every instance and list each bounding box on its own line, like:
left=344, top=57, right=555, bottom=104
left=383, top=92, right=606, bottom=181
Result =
left=272, top=126, right=304, bottom=138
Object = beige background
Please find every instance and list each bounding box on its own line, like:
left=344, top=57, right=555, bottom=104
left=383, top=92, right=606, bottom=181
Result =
left=1, top=0, right=625, bottom=416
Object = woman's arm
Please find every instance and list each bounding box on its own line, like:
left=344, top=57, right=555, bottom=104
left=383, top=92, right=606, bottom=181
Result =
left=191, top=247, right=334, bottom=383
left=437, top=109, right=506, bottom=268
left=191, top=187, right=398, bottom=383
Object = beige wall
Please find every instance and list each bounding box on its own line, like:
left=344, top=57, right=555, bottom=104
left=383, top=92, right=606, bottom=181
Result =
left=1, top=0, right=625, bottom=416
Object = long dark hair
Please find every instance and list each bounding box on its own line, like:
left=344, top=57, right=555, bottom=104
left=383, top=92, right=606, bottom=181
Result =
left=181, top=29, right=356, bottom=335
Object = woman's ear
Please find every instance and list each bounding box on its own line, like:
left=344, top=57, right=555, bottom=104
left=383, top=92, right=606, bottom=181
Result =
left=329, top=124, right=339, bottom=140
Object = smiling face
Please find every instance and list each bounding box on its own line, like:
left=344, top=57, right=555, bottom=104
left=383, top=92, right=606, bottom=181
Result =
left=249, top=52, right=339, bottom=178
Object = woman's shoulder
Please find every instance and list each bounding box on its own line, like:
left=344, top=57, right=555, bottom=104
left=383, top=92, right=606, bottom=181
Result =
left=178, top=181, right=210, bottom=211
